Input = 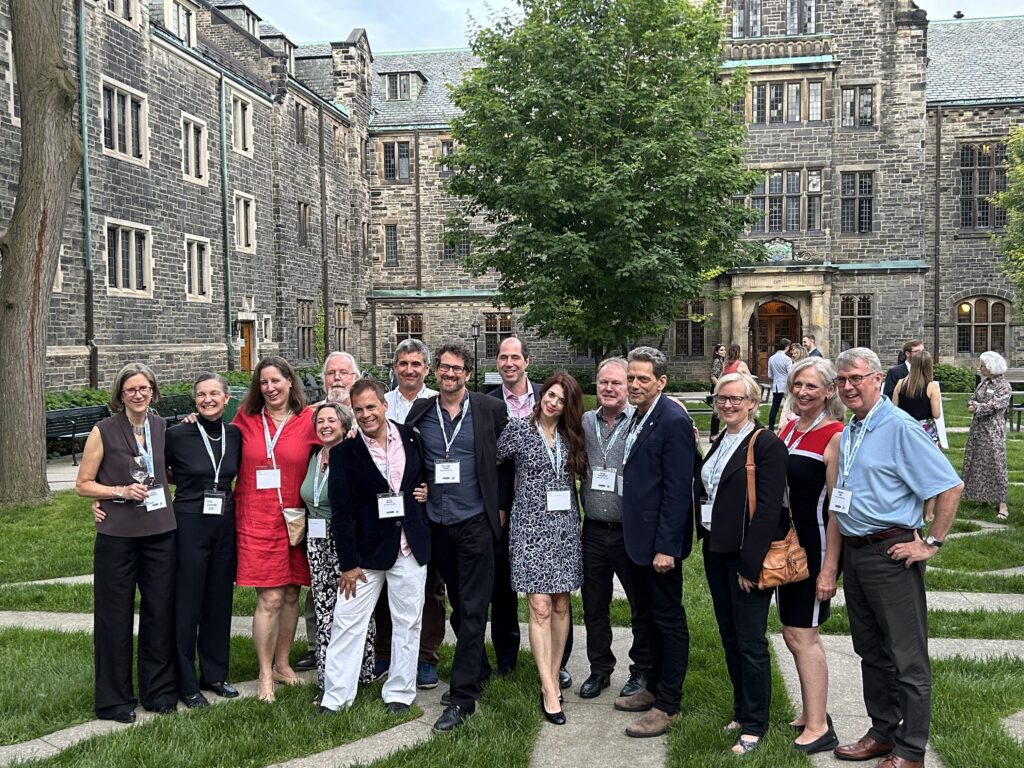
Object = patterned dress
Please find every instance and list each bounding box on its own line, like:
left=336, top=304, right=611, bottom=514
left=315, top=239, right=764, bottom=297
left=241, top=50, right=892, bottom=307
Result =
left=963, top=375, right=1013, bottom=504
left=496, top=418, right=583, bottom=594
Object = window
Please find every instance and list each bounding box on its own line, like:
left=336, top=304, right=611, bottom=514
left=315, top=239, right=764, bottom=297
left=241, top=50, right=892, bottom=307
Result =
left=361, top=137, right=368, bottom=174
left=674, top=300, right=706, bottom=357
left=386, top=73, right=410, bottom=101
left=298, top=202, right=310, bottom=247
left=334, top=303, right=349, bottom=351
left=295, top=101, right=307, bottom=145
left=960, top=142, right=1008, bottom=230
left=168, top=0, right=196, bottom=47
left=440, top=140, right=454, bottom=175
left=752, top=80, right=809, bottom=125
left=395, top=313, right=424, bottom=344
left=786, top=83, right=801, bottom=123
left=105, top=219, right=151, bottom=295
left=443, top=227, right=470, bottom=260
left=233, top=192, right=256, bottom=252
left=297, top=300, right=315, bottom=360
left=106, top=0, right=137, bottom=25
left=332, top=124, right=343, bottom=162
left=841, top=85, right=874, bottom=128
left=101, top=78, right=147, bottom=164
left=840, top=172, right=874, bottom=233
left=748, top=168, right=822, bottom=234
left=769, top=84, right=784, bottom=124
left=4, top=33, right=19, bottom=126
left=731, top=0, right=762, bottom=38
left=181, top=113, right=207, bottom=183
left=383, top=141, right=411, bottom=181
left=752, top=84, right=767, bottom=124
left=384, top=224, right=398, bottom=265
left=840, top=295, right=872, bottom=350
left=334, top=215, right=344, bottom=255
left=957, top=298, right=1008, bottom=354
left=806, top=170, right=822, bottom=231
left=484, top=313, right=514, bottom=358
left=53, top=247, right=64, bottom=293
left=231, top=92, right=253, bottom=155
left=786, top=0, right=817, bottom=35
left=185, top=236, right=211, bottom=300
left=808, top=81, right=822, bottom=122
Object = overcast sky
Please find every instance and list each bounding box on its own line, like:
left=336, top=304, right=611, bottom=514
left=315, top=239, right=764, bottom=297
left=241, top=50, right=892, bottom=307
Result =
left=247, top=1, right=1024, bottom=52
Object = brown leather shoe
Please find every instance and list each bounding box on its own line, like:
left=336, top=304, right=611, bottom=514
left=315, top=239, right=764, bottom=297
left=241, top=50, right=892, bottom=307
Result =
left=876, top=756, right=923, bottom=768
left=613, top=689, right=656, bottom=712
left=834, top=734, right=895, bottom=761
left=625, top=707, right=677, bottom=738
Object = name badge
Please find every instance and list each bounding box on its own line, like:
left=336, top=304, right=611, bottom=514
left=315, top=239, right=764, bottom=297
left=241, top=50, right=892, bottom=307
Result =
left=435, top=461, right=460, bottom=484
left=591, top=469, right=617, bottom=492
left=829, top=488, right=853, bottom=515
left=546, top=487, right=572, bottom=512
left=308, top=518, right=328, bottom=539
left=617, top=474, right=623, bottom=496
left=378, top=492, right=405, bottom=519
left=144, top=484, right=167, bottom=512
left=203, top=490, right=225, bottom=516
left=256, top=465, right=281, bottom=490
left=701, top=501, right=714, bottom=530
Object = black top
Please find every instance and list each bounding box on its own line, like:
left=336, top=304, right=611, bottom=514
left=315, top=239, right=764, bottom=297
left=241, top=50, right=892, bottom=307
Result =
left=165, top=416, right=242, bottom=515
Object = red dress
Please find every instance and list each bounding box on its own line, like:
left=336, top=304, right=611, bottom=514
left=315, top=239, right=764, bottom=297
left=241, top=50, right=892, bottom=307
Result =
left=233, top=407, right=318, bottom=587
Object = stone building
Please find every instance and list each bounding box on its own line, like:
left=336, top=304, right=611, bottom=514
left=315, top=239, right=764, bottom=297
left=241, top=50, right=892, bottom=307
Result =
left=0, top=0, right=1019, bottom=388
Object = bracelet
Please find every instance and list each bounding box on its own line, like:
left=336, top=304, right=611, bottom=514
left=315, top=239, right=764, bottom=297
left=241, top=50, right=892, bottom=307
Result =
left=112, top=485, right=124, bottom=499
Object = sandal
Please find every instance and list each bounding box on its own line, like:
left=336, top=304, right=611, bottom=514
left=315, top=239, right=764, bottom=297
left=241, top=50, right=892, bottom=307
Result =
left=997, top=508, right=1009, bottom=520
left=731, top=736, right=760, bottom=754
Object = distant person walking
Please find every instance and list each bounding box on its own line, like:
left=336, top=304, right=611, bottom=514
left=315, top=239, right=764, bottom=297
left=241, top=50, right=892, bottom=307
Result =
left=963, top=351, right=1012, bottom=520
left=767, top=338, right=793, bottom=431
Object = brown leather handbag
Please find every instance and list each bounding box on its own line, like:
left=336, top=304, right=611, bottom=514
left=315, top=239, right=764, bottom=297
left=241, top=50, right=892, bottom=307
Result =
left=745, top=430, right=809, bottom=590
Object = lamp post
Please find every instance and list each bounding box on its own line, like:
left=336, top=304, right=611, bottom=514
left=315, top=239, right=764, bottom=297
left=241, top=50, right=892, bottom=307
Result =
left=470, top=318, right=481, bottom=392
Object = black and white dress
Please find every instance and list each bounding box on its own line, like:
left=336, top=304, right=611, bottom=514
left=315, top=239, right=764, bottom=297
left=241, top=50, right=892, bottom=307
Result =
left=496, top=418, right=583, bottom=594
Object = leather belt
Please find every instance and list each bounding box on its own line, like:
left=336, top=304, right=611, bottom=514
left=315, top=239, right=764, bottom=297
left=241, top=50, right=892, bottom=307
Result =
left=842, top=526, right=912, bottom=548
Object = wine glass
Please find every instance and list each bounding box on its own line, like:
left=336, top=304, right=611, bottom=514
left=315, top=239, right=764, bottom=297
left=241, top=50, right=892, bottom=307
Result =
left=129, top=455, right=148, bottom=506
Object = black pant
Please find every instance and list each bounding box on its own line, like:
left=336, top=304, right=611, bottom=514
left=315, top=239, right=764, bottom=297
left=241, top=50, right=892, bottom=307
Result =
left=374, top=560, right=447, bottom=665
left=768, top=392, right=785, bottom=432
left=581, top=521, right=651, bottom=677
left=490, top=521, right=522, bottom=674
left=94, top=531, right=177, bottom=717
left=704, top=547, right=774, bottom=737
left=432, top=513, right=494, bottom=710
left=630, top=558, right=688, bottom=715
left=174, top=512, right=236, bottom=695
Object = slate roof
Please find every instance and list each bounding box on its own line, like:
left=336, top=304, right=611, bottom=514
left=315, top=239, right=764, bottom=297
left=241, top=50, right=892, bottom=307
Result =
left=371, top=49, right=479, bottom=128
left=928, top=17, right=1024, bottom=104
left=258, top=22, right=285, bottom=39
left=296, top=42, right=333, bottom=57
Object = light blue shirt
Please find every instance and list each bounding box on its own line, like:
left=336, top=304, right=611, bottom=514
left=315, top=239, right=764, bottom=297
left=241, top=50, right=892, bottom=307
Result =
left=836, top=397, right=961, bottom=537
left=768, top=350, right=792, bottom=393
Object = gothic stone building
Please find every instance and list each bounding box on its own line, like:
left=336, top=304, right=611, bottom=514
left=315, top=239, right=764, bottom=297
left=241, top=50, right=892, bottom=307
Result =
left=0, top=0, right=1019, bottom=388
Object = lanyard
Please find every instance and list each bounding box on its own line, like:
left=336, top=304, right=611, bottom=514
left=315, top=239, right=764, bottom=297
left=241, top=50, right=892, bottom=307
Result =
left=135, top=416, right=154, bottom=477
left=706, top=420, right=754, bottom=502
left=624, top=395, right=660, bottom=460
left=261, top=410, right=291, bottom=466
left=537, top=424, right=564, bottom=475
left=840, top=398, right=884, bottom=486
left=312, top=449, right=330, bottom=507
left=436, top=394, right=470, bottom=459
left=782, top=411, right=827, bottom=454
left=594, top=409, right=627, bottom=468
left=197, top=421, right=226, bottom=488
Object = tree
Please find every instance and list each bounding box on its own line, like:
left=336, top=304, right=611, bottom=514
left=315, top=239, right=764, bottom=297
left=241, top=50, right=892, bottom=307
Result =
left=0, top=0, right=82, bottom=505
left=446, top=0, right=755, bottom=360
left=995, top=125, right=1024, bottom=308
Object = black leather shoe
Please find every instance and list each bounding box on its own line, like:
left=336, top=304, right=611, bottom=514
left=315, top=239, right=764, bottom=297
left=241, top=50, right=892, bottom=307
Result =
left=294, top=652, right=316, bottom=671
left=99, top=709, right=136, bottom=724
left=558, top=667, right=572, bottom=689
left=152, top=704, right=177, bottom=715
left=201, top=681, right=239, bottom=699
left=441, top=688, right=451, bottom=706
left=386, top=701, right=411, bottom=715
left=180, top=692, right=209, bottom=709
left=310, top=705, right=337, bottom=721
left=579, top=673, right=610, bottom=699
left=433, top=704, right=473, bottom=732
left=619, top=671, right=647, bottom=698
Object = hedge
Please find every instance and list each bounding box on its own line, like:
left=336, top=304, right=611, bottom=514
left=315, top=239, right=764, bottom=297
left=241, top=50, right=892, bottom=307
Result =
left=933, top=363, right=976, bottom=393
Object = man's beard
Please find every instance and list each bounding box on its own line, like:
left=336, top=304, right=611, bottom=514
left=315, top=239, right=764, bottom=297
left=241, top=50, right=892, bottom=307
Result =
left=327, top=386, right=350, bottom=406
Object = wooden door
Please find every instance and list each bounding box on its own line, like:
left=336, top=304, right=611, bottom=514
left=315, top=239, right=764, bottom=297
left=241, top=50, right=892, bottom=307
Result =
left=239, top=321, right=254, bottom=371
left=748, top=301, right=799, bottom=378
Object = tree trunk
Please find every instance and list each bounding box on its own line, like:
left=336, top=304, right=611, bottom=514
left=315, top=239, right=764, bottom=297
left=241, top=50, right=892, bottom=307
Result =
left=0, top=0, right=83, bottom=506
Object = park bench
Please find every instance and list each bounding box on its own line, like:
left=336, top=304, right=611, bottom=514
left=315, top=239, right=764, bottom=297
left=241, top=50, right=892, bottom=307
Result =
left=1004, top=369, right=1024, bottom=433
left=483, top=371, right=503, bottom=389
left=45, top=404, right=110, bottom=466
left=153, top=394, right=194, bottom=425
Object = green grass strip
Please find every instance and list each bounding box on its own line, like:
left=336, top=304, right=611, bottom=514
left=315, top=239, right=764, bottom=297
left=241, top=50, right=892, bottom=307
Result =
left=0, top=492, right=95, bottom=584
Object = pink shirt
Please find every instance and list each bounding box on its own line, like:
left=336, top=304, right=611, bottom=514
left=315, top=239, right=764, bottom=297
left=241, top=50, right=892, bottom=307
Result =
left=502, top=381, right=535, bottom=418
left=360, top=421, right=411, bottom=557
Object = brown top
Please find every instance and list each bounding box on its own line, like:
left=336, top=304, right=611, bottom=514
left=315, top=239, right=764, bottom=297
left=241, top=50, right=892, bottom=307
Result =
left=95, top=411, right=176, bottom=537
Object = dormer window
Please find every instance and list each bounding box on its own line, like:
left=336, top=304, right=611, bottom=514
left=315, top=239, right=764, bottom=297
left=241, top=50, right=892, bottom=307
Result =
left=387, top=73, right=410, bottom=101
left=167, top=0, right=198, bottom=47
left=244, top=12, right=258, bottom=37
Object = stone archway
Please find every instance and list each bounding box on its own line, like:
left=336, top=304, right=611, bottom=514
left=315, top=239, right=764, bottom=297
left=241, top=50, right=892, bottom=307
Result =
left=748, top=300, right=801, bottom=378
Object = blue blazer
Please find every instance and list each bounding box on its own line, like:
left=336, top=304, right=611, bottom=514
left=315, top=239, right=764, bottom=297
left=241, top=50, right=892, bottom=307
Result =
left=328, top=422, right=431, bottom=572
left=621, top=396, right=697, bottom=566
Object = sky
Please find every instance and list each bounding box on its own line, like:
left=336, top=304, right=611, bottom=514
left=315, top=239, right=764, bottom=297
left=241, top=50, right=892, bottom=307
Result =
left=247, top=0, right=1024, bottom=52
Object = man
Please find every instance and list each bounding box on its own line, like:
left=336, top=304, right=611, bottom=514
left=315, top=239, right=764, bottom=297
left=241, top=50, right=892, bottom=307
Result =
left=319, top=380, right=431, bottom=716
left=831, top=348, right=962, bottom=768
left=767, top=337, right=793, bottom=431
left=374, top=339, right=443, bottom=689
left=802, top=335, right=823, bottom=357
left=614, top=346, right=696, bottom=738
left=883, top=339, right=924, bottom=398
left=490, top=336, right=540, bottom=417
left=577, top=357, right=651, bottom=701
left=406, top=342, right=513, bottom=732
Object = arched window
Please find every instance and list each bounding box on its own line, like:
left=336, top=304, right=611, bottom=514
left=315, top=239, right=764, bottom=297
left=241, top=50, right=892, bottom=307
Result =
left=956, top=297, right=1008, bottom=353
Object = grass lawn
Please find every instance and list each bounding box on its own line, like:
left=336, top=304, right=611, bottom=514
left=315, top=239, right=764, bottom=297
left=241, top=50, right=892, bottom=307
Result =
left=0, top=492, right=95, bottom=584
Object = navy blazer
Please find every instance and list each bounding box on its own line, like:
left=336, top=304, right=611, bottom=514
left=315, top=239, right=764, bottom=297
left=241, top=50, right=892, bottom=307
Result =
left=328, top=422, right=431, bottom=572
left=621, top=396, right=697, bottom=566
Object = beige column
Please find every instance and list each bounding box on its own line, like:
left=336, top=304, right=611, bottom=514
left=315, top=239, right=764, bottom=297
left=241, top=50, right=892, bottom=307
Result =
left=731, top=294, right=744, bottom=347
left=809, top=290, right=822, bottom=350
left=719, top=296, right=732, bottom=349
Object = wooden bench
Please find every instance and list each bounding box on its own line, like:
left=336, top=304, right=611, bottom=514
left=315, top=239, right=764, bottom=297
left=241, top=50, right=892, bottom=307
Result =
left=483, top=371, right=503, bottom=389
left=45, top=405, right=110, bottom=466
left=153, top=394, right=195, bottom=425
left=1007, top=394, right=1024, bottom=433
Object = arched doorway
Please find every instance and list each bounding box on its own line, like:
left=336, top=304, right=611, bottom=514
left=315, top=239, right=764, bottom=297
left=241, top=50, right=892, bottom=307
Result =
left=748, top=300, right=801, bottom=378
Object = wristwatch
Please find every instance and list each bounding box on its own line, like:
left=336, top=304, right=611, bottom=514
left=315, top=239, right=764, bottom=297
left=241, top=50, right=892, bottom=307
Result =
left=924, top=535, right=943, bottom=548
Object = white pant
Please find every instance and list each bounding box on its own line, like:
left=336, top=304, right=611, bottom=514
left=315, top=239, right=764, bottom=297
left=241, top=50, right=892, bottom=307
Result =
left=321, top=553, right=427, bottom=710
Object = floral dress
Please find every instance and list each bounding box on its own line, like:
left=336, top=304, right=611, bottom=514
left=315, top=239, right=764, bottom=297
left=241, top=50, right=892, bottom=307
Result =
left=962, top=375, right=1012, bottom=504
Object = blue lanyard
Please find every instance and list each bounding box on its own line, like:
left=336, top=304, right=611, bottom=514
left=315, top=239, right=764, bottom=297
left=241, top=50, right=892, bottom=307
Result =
left=594, top=409, right=628, bottom=467
left=624, top=395, right=660, bottom=461
left=134, top=415, right=155, bottom=477
left=197, top=421, right=226, bottom=487
left=841, top=399, right=884, bottom=486
left=706, top=420, right=754, bottom=502
left=261, top=410, right=291, bottom=465
left=537, top=423, right=564, bottom=475
left=782, top=411, right=827, bottom=454
left=436, top=394, right=470, bottom=459
left=312, top=449, right=329, bottom=507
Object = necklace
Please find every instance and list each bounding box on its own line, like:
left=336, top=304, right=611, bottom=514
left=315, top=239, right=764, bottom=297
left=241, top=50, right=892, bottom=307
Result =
left=132, top=424, right=146, bottom=436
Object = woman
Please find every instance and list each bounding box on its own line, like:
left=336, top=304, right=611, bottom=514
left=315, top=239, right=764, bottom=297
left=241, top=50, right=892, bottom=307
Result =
left=776, top=346, right=808, bottom=434
left=301, top=401, right=377, bottom=695
left=233, top=355, right=320, bottom=702
left=776, top=358, right=845, bottom=754
left=698, top=372, right=787, bottom=754
left=892, top=350, right=943, bottom=446
left=788, top=343, right=808, bottom=363
left=709, top=344, right=726, bottom=440
left=496, top=372, right=586, bottom=726
left=723, top=343, right=751, bottom=377
left=963, top=351, right=1012, bottom=519
left=75, top=363, right=177, bottom=722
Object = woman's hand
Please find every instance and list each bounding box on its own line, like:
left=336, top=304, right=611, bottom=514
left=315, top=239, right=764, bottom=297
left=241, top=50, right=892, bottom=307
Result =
left=338, top=567, right=367, bottom=599
left=967, top=401, right=978, bottom=414
left=180, top=412, right=199, bottom=424
left=91, top=500, right=106, bottom=523
left=122, top=483, right=149, bottom=502
left=737, top=574, right=756, bottom=593
left=412, top=483, right=428, bottom=503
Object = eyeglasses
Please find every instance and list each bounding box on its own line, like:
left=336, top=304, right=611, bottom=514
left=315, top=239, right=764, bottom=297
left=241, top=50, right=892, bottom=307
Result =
left=714, top=395, right=748, bottom=406
left=122, top=386, right=152, bottom=397
left=437, top=363, right=467, bottom=374
left=835, top=374, right=878, bottom=387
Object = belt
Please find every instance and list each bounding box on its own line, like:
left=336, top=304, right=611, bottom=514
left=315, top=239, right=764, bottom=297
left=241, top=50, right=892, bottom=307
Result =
left=842, top=526, right=913, bottom=548
left=584, top=519, right=623, bottom=530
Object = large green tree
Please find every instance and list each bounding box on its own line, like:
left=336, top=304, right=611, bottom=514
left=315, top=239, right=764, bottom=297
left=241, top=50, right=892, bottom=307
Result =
left=995, top=125, right=1024, bottom=306
left=446, top=0, right=754, bottom=359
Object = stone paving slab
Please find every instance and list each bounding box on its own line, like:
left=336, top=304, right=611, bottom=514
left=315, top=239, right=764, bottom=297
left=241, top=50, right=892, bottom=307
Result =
left=830, top=589, right=1024, bottom=613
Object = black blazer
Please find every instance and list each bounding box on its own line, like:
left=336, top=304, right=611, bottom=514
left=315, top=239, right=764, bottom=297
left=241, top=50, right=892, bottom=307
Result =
left=328, top=422, right=431, bottom=572
left=406, top=391, right=513, bottom=539
left=620, top=396, right=696, bottom=565
left=883, top=362, right=909, bottom=398
left=697, top=424, right=789, bottom=582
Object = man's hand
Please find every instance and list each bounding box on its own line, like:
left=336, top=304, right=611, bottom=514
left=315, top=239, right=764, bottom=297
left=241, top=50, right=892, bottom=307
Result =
left=338, top=567, right=367, bottom=599
left=500, top=509, right=508, bottom=528
left=888, top=530, right=939, bottom=568
left=652, top=553, right=674, bottom=573
left=815, top=568, right=838, bottom=601
left=737, top=574, right=756, bottom=593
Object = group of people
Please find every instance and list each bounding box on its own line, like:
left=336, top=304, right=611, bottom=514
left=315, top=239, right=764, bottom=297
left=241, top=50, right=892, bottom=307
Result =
left=74, top=331, right=1011, bottom=766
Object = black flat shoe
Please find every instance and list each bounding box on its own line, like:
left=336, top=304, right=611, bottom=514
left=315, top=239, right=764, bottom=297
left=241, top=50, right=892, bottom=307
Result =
left=433, top=704, right=473, bottom=732
left=294, top=652, right=316, bottom=671
left=793, top=726, right=840, bottom=755
left=99, top=709, right=136, bottom=724
left=152, top=704, right=177, bottom=715
left=579, top=673, right=610, bottom=699
left=386, top=701, right=410, bottom=715
left=201, top=681, right=239, bottom=699
left=180, top=692, right=210, bottom=709
left=540, top=692, right=566, bottom=725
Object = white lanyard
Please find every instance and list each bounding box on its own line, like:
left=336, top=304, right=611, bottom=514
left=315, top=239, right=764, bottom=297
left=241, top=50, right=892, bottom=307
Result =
left=197, top=421, right=226, bottom=487
left=312, top=449, right=330, bottom=507
left=594, top=410, right=627, bottom=468
left=624, top=395, right=660, bottom=460
left=782, top=411, right=827, bottom=454
left=261, top=410, right=291, bottom=466
left=840, top=398, right=884, bottom=486
left=135, top=416, right=155, bottom=477
left=537, top=424, right=564, bottom=475
left=706, top=420, right=753, bottom=501
left=436, top=395, right=470, bottom=459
